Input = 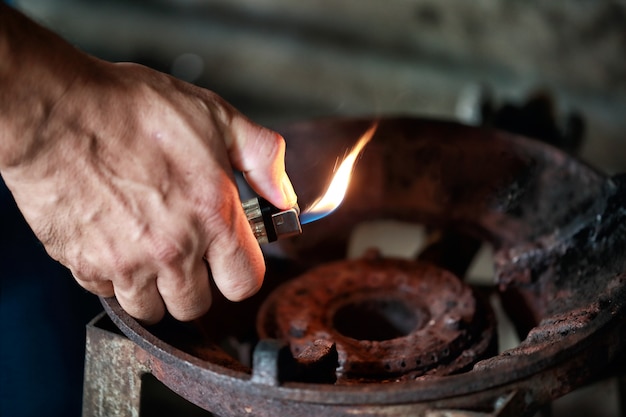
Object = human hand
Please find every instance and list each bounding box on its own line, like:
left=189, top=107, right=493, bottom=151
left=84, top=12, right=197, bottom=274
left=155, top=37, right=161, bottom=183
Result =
left=1, top=54, right=297, bottom=323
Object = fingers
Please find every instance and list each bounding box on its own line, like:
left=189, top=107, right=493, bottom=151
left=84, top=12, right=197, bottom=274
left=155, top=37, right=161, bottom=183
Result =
left=114, top=280, right=166, bottom=325
left=74, top=275, right=115, bottom=298
left=71, top=242, right=212, bottom=323
left=73, top=269, right=166, bottom=325
left=156, top=257, right=212, bottom=322
left=74, top=262, right=211, bottom=324
left=204, top=201, right=266, bottom=302
left=226, top=114, right=298, bottom=210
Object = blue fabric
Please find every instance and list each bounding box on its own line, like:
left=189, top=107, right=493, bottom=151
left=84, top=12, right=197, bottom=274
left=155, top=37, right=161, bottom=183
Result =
left=0, top=178, right=102, bottom=417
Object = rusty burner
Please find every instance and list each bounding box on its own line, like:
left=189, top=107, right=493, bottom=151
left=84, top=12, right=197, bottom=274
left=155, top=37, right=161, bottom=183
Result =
left=256, top=253, right=495, bottom=383
left=85, top=117, right=626, bottom=417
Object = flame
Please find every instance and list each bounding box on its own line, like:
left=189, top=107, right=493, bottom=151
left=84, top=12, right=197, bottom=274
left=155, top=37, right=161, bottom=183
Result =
left=300, top=122, right=378, bottom=224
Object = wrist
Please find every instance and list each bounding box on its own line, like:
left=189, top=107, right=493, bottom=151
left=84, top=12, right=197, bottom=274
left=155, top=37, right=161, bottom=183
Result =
left=0, top=4, right=91, bottom=169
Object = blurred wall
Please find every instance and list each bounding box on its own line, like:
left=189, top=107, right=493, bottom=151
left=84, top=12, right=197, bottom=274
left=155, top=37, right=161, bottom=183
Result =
left=15, top=0, right=626, bottom=174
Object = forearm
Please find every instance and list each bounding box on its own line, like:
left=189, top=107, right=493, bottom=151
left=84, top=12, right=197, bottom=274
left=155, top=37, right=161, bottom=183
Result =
left=0, top=4, right=89, bottom=169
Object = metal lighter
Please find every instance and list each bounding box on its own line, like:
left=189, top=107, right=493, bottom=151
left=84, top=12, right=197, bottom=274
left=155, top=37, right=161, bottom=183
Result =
left=243, top=197, right=302, bottom=244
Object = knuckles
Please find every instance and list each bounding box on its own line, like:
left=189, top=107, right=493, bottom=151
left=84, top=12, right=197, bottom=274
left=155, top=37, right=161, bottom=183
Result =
left=146, top=224, right=200, bottom=270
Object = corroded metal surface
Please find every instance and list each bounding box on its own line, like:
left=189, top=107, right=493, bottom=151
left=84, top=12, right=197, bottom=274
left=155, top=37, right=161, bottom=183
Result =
left=82, top=313, right=148, bottom=417
left=94, top=117, right=626, bottom=417
left=257, top=254, right=495, bottom=382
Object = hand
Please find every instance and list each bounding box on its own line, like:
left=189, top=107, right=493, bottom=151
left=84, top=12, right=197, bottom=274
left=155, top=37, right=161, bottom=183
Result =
left=1, top=55, right=297, bottom=324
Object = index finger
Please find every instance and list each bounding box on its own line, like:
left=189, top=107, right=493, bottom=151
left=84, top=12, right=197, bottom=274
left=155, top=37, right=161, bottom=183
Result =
left=203, top=194, right=266, bottom=301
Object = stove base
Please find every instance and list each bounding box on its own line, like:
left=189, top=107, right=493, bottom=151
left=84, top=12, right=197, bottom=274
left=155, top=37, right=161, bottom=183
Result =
left=82, top=313, right=212, bottom=417
left=82, top=311, right=626, bottom=417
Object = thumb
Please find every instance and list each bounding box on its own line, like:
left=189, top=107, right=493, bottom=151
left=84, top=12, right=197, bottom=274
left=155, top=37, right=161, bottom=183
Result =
left=225, top=114, right=297, bottom=210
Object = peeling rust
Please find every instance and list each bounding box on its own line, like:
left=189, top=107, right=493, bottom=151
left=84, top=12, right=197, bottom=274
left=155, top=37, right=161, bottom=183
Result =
left=257, top=256, right=496, bottom=382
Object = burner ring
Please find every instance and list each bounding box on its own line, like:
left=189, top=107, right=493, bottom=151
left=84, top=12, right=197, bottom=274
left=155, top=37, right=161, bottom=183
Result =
left=257, top=255, right=495, bottom=381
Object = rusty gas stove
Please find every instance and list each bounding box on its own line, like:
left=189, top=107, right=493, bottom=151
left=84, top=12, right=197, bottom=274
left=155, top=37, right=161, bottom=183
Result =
left=83, top=117, right=626, bottom=417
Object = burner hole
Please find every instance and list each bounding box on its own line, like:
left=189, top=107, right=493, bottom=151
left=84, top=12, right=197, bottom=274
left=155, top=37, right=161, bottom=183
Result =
left=332, top=298, right=423, bottom=341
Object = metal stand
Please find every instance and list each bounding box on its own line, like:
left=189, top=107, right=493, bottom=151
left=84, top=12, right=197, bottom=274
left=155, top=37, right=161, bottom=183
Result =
left=82, top=313, right=148, bottom=417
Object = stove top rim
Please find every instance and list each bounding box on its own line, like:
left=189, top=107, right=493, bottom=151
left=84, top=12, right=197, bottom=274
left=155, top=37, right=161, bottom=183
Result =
left=100, top=281, right=626, bottom=405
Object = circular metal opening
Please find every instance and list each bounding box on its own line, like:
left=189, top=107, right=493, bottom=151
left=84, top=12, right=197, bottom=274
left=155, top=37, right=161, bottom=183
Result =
left=332, top=297, right=423, bottom=341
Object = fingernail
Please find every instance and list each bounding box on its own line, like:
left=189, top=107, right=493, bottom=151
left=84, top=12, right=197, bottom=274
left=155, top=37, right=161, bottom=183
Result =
left=282, top=174, right=298, bottom=208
